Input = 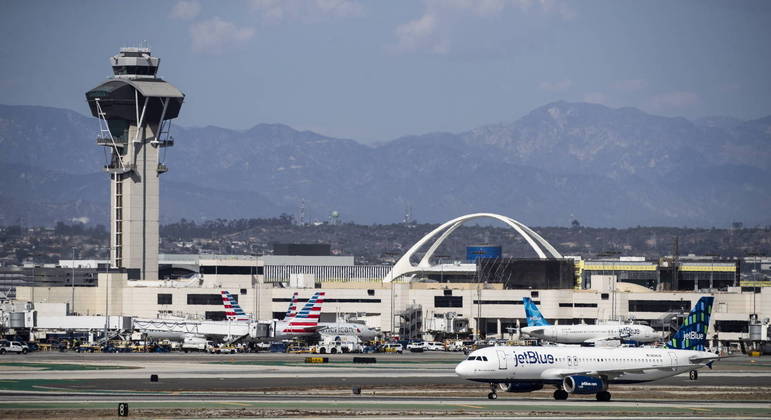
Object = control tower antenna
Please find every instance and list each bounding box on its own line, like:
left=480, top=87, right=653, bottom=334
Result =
left=85, top=47, right=185, bottom=281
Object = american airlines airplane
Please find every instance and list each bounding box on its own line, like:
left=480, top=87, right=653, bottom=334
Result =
left=519, top=297, right=658, bottom=345
left=281, top=292, right=379, bottom=340
left=455, top=296, right=719, bottom=401
left=221, top=291, right=378, bottom=340
left=221, top=290, right=324, bottom=338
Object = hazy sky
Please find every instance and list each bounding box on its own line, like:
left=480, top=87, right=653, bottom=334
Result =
left=1, top=1, right=770, bottom=143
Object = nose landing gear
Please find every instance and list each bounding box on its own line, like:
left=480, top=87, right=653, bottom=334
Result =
left=488, top=383, right=498, bottom=399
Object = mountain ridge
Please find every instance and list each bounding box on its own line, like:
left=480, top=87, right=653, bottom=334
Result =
left=1, top=102, right=769, bottom=227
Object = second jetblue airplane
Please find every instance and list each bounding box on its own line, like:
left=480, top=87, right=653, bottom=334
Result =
left=456, top=297, right=718, bottom=401
left=520, top=297, right=658, bottom=345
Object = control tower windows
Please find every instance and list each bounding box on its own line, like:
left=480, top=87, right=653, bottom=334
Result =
left=112, top=65, right=158, bottom=76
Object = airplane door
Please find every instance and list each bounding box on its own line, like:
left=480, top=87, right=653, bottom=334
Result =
left=667, top=351, right=678, bottom=368
left=497, top=350, right=507, bottom=370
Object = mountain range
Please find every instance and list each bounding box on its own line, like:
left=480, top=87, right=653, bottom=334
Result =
left=0, top=102, right=769, bottom=227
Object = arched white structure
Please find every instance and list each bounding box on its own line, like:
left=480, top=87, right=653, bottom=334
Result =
left=384, top=213, right=562, bottom=282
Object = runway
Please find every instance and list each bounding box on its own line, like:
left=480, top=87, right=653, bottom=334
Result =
left=0, top=352, right=769, bottom=418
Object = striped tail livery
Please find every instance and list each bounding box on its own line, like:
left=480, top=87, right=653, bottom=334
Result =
left=281, top=291, right=325, bottom=335
left=285, top=292, right=299, bottom=319
left=220, top=290, right=250, bottom=322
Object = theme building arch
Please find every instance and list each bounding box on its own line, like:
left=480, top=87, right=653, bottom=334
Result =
left=384, top=213, right=562, bottom=282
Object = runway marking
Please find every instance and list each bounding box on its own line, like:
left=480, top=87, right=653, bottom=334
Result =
left=455, top=404, right=485, bottom=409
left=221, top=401, right=251, bottom=406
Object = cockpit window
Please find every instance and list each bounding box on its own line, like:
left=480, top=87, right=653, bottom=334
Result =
left=467, top=356, right=476, bottom=360
left=481, top=356, right=488, bottom=361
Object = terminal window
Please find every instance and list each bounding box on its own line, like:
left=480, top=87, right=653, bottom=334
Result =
left=435, top=296, right=463, bottom=307
left=559, top=302, right=598, bottom=308
left=628, top=300, right=691, bottom=312
left=157, top=294, right=172, bottom=305
left=188, top=294, right=236, bottom=305
left=715, top=320, right=748, bottom=333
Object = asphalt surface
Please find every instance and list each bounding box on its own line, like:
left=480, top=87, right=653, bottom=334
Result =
left=0, top=351, right=769, bottom=418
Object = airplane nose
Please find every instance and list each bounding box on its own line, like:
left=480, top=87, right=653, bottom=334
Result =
left=455, top=361, right=471, bottom=378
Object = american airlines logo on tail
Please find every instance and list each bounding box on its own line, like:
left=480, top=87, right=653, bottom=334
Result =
left=220, top=291, right=249, bottom=322
left=285, top=292, right=299, bottom=319
left=282, top=291, right=325, bottom=334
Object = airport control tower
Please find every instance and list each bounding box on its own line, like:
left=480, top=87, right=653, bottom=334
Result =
left=85, top=47, right=185, bottom=281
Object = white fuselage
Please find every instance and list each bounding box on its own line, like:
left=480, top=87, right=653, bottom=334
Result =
left=520, top=324, right=659, bottom=344
left=317, top=322, right=379, bottom=340
left=455, top=345, right=714, bottom=384
left=273, top=321, right=377, bottom=340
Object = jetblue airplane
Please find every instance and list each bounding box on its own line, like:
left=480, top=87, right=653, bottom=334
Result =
left=456, top=296, right=718, bottom=401
left=520, top=297, right=658, bottom=345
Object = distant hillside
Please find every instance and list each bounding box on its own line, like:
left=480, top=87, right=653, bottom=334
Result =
left=0, top=102, right=769, bottom=227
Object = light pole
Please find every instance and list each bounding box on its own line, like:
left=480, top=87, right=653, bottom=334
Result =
left=71, top=247, right=76, bottom=315
left=103, top=249, right=114, bottom=341
left=384, top=252, right=399, bottom=338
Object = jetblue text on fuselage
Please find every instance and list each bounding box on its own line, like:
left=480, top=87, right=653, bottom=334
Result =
left=619, top=326, right=640, bottom=337
left=512, top=350, right=556, bottom=367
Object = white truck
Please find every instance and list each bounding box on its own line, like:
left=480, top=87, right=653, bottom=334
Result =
left=0, top=340, right=29, bottom=355
left=315, top=334, right=362, bottom=354
left=181, top=336, right=212, bottom=353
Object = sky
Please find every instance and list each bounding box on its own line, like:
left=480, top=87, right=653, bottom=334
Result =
left=1, top=0, right=770, bottom=143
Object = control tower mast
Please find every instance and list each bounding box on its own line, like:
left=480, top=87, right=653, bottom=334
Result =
left=85, top=47, right=185, bottom=281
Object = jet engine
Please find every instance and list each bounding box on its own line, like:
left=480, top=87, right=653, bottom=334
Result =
left=562, top=375, right=606, bottom=394
left=498, top=382, right=544, bottom=393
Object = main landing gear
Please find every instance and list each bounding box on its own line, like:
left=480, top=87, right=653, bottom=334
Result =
left=488, top=383, right=498, bottom=400
left=689, top=370, right=698, bottom=380
left=551, top=388, right=612, bottom=401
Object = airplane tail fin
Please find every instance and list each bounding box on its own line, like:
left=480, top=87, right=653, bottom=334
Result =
left=285, top=292, right=325, bottom=333
left=666, top=296, right=714, bottom=351
left=285, top=292, right=299, bottom=319
left=523, top=297, right=550, bottom=327
left=220, top=290, right=249, bottom=322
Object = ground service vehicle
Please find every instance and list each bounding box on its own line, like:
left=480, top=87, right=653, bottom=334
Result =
left=0, top=340, right=29, bottom=354
left=383, top=343, right=403, bottom=353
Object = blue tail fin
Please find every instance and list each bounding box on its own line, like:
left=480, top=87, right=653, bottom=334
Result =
left=666, top=296, right=714, bottom=351
left=523, top=297, right=551, bottom=327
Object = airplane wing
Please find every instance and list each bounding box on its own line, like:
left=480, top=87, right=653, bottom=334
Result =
left=540, top=365, right=674, bottom=381
left=582, top=336, right=622, bottom=344
left=688, top=354, right=724, bottom=365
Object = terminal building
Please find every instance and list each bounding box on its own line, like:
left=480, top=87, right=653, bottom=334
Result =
left=10, top=215, right=771, bottom=348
